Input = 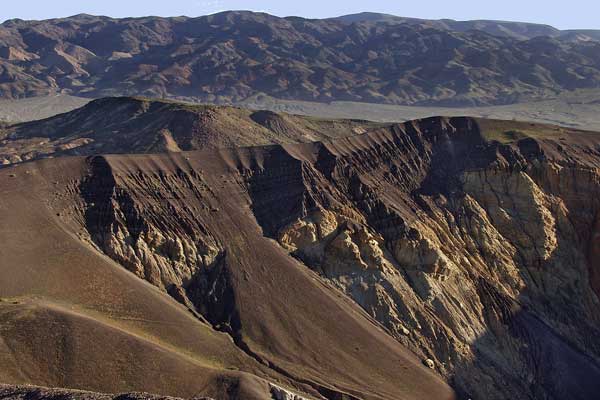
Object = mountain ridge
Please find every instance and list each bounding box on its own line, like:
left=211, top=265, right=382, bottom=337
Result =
left=2, top=11, right=600, bottom=106
left=4, top=96, right=599, bottom=169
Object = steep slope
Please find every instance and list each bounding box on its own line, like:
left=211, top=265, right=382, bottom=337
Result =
left=0, top=157, right=306, bottom=400
left=1, top=12, right=600, bottom=105
left=0, top=139, right=455, bottom=399
left=0, top=97, right=379, bottom=166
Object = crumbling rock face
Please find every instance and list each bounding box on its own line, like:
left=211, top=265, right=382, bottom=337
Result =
left=244, top=117, right=600, bottom=400
left=269, top=384, right=310, bottom=400
left=80, top=156, right=224, bottom=311
left=278, top=208, right=389, bottom=279
left=462, top=169, right=559, bottom=266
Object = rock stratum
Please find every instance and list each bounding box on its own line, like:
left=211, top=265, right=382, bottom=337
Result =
left=3, top=12, right=600, bottom=105
left=1, top=102, right=600, bottom=399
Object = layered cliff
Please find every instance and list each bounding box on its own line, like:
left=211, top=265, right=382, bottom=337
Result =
left=77, top=117, right=600, bottom=398
left=250, top=117, right=600, bottom=399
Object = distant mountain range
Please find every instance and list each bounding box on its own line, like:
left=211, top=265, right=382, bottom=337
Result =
left=2, top=11, right=600, bottom=106
left=333, top=12, right=600, bottom=41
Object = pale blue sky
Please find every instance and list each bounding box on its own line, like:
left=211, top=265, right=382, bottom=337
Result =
left=0, top=0, right=598, bottom=29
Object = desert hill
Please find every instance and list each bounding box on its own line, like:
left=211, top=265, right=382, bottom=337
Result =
left=1, top=108, right=600, bottom=399
left=0, top=97, right=380, bottom=166
left=2, top=12, right=600, bottom=105
left=9, top=89, right=600, bottom=135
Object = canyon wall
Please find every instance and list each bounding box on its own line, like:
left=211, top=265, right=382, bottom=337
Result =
left=70, top=117, right=600, bottom=399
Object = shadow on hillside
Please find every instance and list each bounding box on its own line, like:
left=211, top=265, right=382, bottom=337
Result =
left=450, top=258, right=600, bottom=400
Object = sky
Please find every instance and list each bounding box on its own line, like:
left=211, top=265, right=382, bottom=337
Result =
left=0, top=0, right=599, bottom=30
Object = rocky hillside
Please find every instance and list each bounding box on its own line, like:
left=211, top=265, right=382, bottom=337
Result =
left=0, top=127, right=456, bottom=400
left=1, top=113, right=600, bottom=399
left=0, top=97, right=380, bottom=166
left=2, top=12, right=600, bottom=105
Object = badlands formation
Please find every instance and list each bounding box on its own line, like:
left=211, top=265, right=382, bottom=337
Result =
left=1, top=99, right=600, bottom=399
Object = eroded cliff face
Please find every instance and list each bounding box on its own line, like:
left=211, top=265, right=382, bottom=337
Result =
left=79, top=156, right=227, bottom=318
left=248, top=118, right=600, bottom=400
left=68, top=117, right=600, bottom=400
